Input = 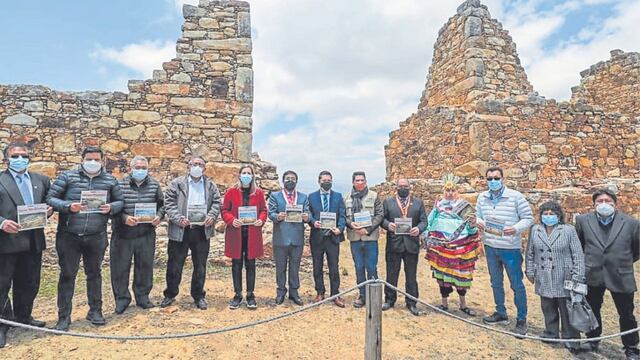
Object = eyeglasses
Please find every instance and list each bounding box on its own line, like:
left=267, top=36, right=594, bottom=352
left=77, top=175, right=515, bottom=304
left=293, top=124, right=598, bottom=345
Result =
left=9, top=155, right=29, bottom=159
left=486, top=177, right=501, bottom=181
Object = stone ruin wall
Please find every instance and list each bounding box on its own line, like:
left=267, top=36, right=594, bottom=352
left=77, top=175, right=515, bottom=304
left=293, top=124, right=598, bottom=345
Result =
left=0, top=0, right=278, bottom=192
left=0, top=0, right=283, bottom=266
left=381, top=0, right=640, bottom=221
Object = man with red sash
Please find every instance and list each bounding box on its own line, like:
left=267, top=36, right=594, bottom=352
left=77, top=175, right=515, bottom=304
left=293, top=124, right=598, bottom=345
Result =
left=267, top=170, right=310, bottom=305
left=380, top=179, right=427, bottom=316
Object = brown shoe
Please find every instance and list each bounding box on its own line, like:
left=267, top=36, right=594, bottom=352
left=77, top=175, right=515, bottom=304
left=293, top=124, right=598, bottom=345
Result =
left=334, top=297, right=346, bottom=308
left=315, top=294, right=325, bottom=303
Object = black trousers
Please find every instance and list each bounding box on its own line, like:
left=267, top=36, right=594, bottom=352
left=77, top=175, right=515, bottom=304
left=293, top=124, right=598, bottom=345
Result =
left=311, top=236, right=340, bottom=296
left=540, top=297, right=579, bottom=346
left=231, top=236, right=256, bottom=296
left=384, top=251, right=419, bottom=306
left=56, top=231, right=108, bottom=318
left=0, top=250, right=42, bottom=328
left=110, top=232, right=156, bottom=307
left=586, top=286, right=639, bottom=350
left=163, top=227, right=209, bottom=301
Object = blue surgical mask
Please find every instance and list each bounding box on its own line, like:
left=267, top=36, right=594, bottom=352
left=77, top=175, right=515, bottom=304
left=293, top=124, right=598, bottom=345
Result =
left=240, top=174, right=253, bottom=186
left=488, top=179, right=503, bottom=192
left=9, top=156, right=29, bottom=173
left=541, top=214, right=559, bottom=227
left=131, top=169, right=148, bottom=182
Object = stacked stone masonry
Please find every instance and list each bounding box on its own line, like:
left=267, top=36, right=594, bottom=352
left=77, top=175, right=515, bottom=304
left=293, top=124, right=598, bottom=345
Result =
left=0, top=0, right=278, bottom=191
left=383, top=0, right=639, bottom=220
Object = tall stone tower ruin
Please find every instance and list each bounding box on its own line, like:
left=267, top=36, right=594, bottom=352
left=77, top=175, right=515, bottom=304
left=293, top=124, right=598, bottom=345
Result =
left=383, top=0, right=639, bottom=218
left=0, top=0, right=278, bottom=189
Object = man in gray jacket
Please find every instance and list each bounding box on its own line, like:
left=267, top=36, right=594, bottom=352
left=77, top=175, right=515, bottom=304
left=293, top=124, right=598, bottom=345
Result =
left=475, top=166, right=533, bottom=335
left=47, top=146, right=124, bottom=331
left=160, top=156, right=221, bottom=310
left=110, top=155, right=165, bottom=314
left=576, top=188, right=640, bottom=360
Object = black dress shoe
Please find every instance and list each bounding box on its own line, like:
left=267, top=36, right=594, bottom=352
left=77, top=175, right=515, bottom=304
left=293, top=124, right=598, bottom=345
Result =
left=275, top=295, right=285, bottom=305
left=288, top=296, right=303, bottom=306
left=137, top=301, right=156, bottom=310
left=0, top=326, right=8, bottom=348
left=160, top=297, right=175, bottom=308
left=19, top=317, right=46, bottom=327
left=579, top=341, right=599, bottom=352
left=114, top=303, right=129, bottom=315
left=382, top=302, right=394, bottom=311
left=195, top=298, right=208, bottom=310
left=54, top=317, right=71, bottom=332
left=407, top=304, right=421, bottom=316
left=625, top=348, right=640, bottom=360
left=86, top=310, right=106, bottom=326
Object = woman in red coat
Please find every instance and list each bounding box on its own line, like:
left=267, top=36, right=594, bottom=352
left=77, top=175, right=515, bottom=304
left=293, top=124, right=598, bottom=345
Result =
left=221, top=165, right=268, bottom=310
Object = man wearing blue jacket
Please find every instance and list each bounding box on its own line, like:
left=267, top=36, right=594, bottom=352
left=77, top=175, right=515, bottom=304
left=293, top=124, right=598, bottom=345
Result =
left=475, top=166, right=533, bottom=335
left=308, top=171, right=347, bottom=307
left=268, top=170, right=310, bottom=306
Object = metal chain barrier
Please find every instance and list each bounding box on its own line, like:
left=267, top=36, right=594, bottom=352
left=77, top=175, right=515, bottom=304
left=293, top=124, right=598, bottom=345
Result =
left=1, top=278, right=639, bottom=344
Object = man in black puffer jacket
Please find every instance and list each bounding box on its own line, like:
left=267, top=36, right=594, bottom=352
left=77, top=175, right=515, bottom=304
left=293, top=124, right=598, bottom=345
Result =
left=110, top=155, right=164, bottom=314
left=47, top=146, right=123, bottom=331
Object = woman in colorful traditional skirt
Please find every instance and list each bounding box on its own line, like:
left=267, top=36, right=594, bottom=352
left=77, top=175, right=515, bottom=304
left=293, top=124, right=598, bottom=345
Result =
left=423, top=174, right=481, bottom=315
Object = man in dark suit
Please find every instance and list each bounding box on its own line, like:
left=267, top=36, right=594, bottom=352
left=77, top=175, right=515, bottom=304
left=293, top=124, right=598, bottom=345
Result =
left=576, top=188, right=640, bottom=360
left=0, top=142, right=52, bottom=348
left=380, top=179, right=427, bottom=316
left=308, top=171, right=347, bottom=307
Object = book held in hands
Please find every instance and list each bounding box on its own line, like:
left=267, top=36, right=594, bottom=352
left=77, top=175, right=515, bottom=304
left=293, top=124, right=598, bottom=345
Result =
left=187, top=204, right=207, bottom=225
left=238, top=206, right=258, bottom=225
left=485, top=216, right=506, bottom=236
left=17, top=204, right=48, bottom=231
left=80, top=190, right=108, bottom=214
left=134, top=203, right=157, bottom=223
left=394, top=217, right=412, bottom=235
left=285, top=204, right=303, bottom=223
left=320, top=212, right=337, bottom=230
left=353, top=211, right=372, bottom=227
left=452, top=199, right=474, bottom=219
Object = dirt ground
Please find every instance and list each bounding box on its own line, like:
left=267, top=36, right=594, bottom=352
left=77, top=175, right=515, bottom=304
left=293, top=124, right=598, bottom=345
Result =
left=2, top=235, right=637, bottom=360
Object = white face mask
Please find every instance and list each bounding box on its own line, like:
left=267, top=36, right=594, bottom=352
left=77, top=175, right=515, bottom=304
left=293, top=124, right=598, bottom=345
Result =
left=189, top=166, right=203, bottom=178
left=82, top=160, right=102, bottom=174
left=596, top=203, right=615, bottom=217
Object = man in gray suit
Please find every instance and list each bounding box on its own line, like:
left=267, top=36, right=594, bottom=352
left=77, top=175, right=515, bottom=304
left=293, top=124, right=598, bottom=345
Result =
left=0, top=142, right=52, bottom=348
left=575, top=188, right=640, bottom=360
left=268, top=170, right=310, bottom=306
left=161, top=156, right=221, bottom=310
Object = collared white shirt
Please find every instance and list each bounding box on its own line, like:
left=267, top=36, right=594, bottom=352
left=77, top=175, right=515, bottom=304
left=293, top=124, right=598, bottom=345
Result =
left=188, top=176, right=206, bottom=205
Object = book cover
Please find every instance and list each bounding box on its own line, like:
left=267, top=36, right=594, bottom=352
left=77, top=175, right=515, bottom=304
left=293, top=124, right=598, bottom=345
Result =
left=17, top=204, right=48, bottom=231
left=80, top=190, right=108, bottom=214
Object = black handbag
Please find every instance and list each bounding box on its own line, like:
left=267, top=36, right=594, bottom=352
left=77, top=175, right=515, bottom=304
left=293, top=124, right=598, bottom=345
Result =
left=566, top=295, right=599, bottom=333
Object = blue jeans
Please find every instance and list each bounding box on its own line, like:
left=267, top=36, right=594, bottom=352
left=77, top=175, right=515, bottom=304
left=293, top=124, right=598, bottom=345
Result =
left=485, top=245, right=527, bottom=321
left=350, top=241, right=378, bottom=297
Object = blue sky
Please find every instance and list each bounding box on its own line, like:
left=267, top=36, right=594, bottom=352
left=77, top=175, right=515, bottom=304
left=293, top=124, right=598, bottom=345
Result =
left=1, top=0, right=639, bottom=193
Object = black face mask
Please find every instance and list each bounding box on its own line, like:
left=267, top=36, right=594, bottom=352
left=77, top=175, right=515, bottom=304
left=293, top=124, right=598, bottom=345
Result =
left=397, top=188, right=410, bottom=198
left=284, top=180, right=296, bottom=191
left=320, top=182, right=332, bottom=191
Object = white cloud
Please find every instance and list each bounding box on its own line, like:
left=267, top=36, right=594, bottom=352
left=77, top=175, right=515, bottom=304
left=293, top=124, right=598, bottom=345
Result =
left=91, top=40, right=175, bottom=80
left=90, top=0, right=639, bottom=190
left=512, top=0, right=640, bottom=99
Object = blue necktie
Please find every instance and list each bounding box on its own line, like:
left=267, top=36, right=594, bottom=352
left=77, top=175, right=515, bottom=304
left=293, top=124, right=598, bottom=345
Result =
left=17, top=174, right=33, bottom=205
left=322, top=193, right=329, bottom=212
